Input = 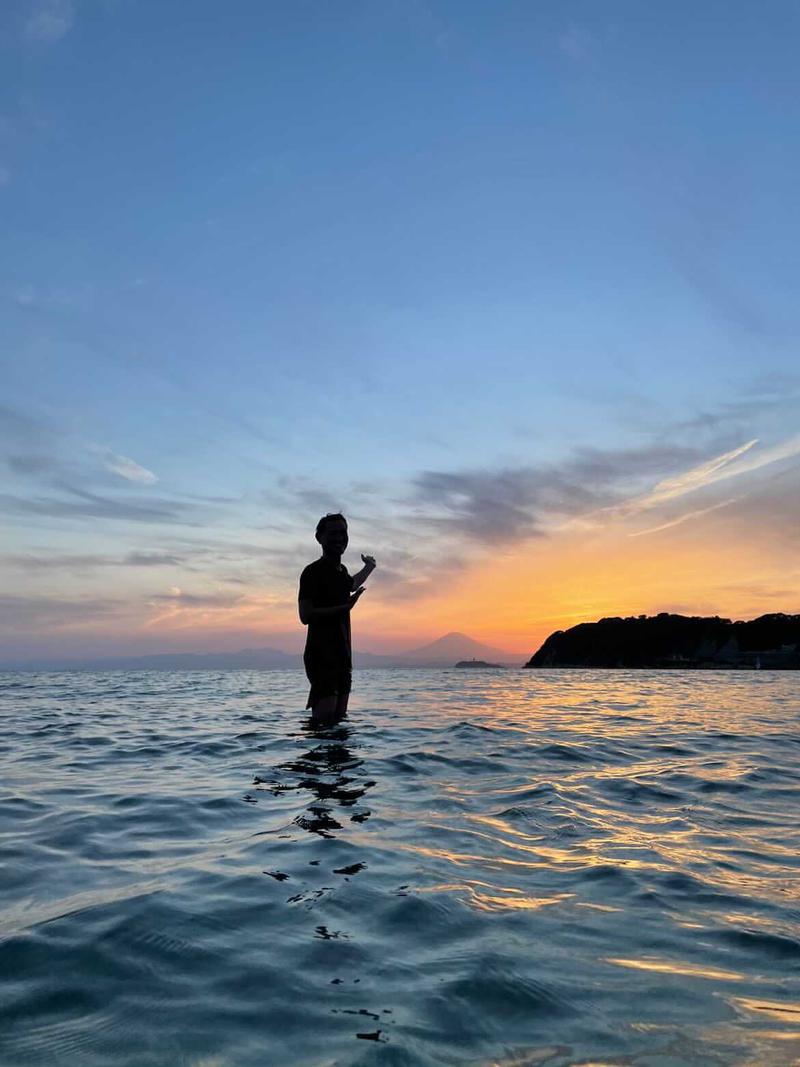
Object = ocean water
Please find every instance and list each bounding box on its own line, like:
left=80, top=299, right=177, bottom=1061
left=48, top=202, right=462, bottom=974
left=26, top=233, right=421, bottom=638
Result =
left=1, top=669, right=799, bottom=1067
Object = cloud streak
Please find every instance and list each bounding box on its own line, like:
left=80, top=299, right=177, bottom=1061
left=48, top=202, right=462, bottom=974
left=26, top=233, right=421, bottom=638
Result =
left=0, top=484, right=200, bottom=524
left=625, top=439, right=758, bottom=513
left=2, top=550, right=185, bottom=571
left=150, top=588, right=246, bottom=608
left=0, top=593, right=123, bottom=633
left=629, top=497, right=740, bottom=538
left=617, top=435, right=800, bottom=528
left=102, top=450, right=158, bottom=485
left=143, top=586, right=284, bottom=629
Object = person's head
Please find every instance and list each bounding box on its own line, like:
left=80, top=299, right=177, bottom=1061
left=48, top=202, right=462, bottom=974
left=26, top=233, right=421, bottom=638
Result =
left=315, top=513, right=348, bottom=558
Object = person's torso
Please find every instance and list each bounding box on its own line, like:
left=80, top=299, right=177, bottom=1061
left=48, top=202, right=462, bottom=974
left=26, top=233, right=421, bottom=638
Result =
left=301, top=558, right=352, bottom=663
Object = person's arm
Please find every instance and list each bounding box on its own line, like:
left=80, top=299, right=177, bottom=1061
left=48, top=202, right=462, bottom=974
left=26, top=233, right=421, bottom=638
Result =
left=299, top=588, right=366, bottom=625
left=351, top=554, right=376, bottom=592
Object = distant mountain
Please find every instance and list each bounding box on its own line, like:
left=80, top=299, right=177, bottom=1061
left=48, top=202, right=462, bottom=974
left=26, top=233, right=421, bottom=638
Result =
left=398, top=631, right=520, bottom=665
left=526, top=613, right=800, bottom=669
left=2, top=631, right=523, bottom=671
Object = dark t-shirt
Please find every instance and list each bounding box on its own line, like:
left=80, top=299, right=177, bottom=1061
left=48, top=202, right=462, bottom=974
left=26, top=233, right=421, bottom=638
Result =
left=299, top=558, right=352, bottom=670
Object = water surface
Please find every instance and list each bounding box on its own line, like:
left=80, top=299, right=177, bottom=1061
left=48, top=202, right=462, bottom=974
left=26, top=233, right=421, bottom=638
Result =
left=1, top=668, right=799, bottom=1065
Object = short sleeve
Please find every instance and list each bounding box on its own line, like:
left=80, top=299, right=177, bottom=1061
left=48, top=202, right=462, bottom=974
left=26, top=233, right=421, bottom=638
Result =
left=299, top=566, right=317, bottom=602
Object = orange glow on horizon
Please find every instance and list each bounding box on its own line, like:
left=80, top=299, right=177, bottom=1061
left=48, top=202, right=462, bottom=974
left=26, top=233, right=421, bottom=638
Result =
left=36, top=508, right=797, bottom=657
left=352, top=520, right=800, bottom=653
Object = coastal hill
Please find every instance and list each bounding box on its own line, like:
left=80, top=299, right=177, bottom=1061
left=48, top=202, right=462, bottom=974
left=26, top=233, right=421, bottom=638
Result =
left=526, top=613, right=800, bottom=669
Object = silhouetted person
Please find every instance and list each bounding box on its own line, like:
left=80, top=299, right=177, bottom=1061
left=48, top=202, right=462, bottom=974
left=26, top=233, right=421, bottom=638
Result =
left=298, top=513, right=375, bottom=722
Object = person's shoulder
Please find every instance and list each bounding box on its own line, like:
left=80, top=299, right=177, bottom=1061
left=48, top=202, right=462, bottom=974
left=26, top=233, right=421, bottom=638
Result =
left=300, top=560, right=323, bottom=580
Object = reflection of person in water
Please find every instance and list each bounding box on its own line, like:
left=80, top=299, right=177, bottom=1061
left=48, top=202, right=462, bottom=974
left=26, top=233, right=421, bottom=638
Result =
left=254, top=718, right=374, bottom=836
left=291, top=719, right=373, bottom=835
left=298, top=513, right=376, bottom=722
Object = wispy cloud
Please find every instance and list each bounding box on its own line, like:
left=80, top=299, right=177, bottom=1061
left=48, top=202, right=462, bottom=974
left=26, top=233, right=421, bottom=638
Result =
left=407, top=442, right=707, bottom=545
left=0, top=405, right=216, bottom=527
left=0, top=593, right=122, bottom=633
left=561, top=434, right=800, bottom=540
left=2, top=550, right=184, bottom=571
left=125, top=551, right=183, bottom=566
left=626, top=439, right=758, bottom=513
left=149, top=588, right=246, bottom=608
left=143, top=586, right=283, bottom=629
left=619, top=435, right=800, bottom=523
left=1, top=403, right=63, bottom=478
left=6, top=454, right=60, bottom=476
left=629, top=497, right=740, bottom=538
left=102, top=450, right=158, bottom=485
left=373, top=548, right=469, bottom=602
left=24, top=0, right=74, bottom=43
left=0, top=405, right=128, bottom=494
left=709, top=434, right=800, bottom=482
left=0, top=403, right=54, bottom=451
left=0, top=485, right=200, bottom=524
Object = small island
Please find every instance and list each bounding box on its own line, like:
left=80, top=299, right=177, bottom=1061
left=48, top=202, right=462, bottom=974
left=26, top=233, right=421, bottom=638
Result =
left=455, top=659, right=505, bottom=669
left=525, top=612, right=800, bottom=669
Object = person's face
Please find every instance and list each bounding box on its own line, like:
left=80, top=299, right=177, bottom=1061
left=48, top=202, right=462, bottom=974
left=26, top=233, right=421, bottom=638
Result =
left=318, top=519, right=348, bottom=558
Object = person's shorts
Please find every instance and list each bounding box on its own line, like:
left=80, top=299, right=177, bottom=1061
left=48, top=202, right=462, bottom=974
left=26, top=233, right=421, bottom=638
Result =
left=304, top=663, right=352, bottom=709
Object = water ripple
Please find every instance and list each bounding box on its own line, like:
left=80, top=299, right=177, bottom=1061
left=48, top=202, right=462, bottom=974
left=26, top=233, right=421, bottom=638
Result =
left=0, top=668, right=798, bottom=1065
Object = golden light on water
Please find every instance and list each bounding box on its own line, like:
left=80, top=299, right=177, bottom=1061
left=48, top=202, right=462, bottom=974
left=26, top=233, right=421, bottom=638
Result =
left=730, top=997, right=800, bottom=1021
left=604, top=957, right=746, bottom=981
left=3, top=664, right=798, bottom=1066
left=414, top=881, right=573, bottom=912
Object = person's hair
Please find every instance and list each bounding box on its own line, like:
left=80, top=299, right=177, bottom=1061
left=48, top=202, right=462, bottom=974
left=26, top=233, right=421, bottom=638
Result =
left=315, top=512, right=347, bottom=539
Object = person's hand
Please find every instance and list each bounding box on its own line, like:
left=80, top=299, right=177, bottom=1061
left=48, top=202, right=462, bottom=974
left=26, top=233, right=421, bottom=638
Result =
left=361, top=554, right=376, bottom=570
left=348, top=588, right=366, bottom=610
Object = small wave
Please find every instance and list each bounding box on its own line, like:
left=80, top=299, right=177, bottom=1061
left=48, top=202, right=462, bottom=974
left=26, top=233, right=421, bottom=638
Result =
left=438, top=960, right=572, bottom=1021
left=601, top=777, right=683, bottom=803
left=535, top=742, right=594, bottom=762
left=714, top=926, right=800, bottom=959
left=447, top=721, right=504, bottom=735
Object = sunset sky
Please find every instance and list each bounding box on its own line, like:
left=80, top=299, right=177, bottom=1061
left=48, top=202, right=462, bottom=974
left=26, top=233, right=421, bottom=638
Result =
left=2, top=1, right=799, bottom=663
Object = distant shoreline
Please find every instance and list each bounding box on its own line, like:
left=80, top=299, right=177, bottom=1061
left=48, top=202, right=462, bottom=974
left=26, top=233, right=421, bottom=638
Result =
left=4, top=662, right=797, bottom=674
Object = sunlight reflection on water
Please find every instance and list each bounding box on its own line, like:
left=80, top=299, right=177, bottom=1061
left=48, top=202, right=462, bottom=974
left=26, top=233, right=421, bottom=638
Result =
left=0, top=668, right=798, bottom=1066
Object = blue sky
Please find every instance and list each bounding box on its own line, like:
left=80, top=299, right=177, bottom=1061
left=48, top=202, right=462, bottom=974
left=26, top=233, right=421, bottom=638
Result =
left=2, top=1, right=799, bottom=662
